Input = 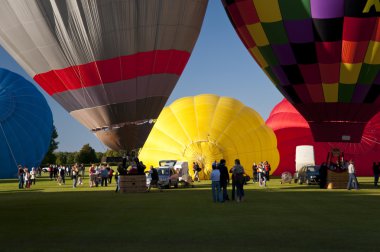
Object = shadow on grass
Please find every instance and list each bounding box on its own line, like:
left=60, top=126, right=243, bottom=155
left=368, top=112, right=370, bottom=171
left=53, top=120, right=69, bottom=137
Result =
left=0, top=179, right=17, bottom=184
left=0, top=189, right=44, bottom=193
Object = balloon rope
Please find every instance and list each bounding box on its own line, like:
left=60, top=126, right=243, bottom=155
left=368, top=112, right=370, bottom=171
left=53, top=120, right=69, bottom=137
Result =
left=362, top=136, right=380, bottom=145
left=0, top=122, right=18, bottom=168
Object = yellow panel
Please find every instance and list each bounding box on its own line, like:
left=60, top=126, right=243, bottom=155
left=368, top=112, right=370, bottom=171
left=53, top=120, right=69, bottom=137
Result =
left=253, top=0, right=282, bottom=22
left=247, top=23, right=269, bottom=46
left=322, top=83, right=339, bottom=102
left=193, top=94, right=219, bottom=140
left=340, top=63, right=362, bottom=84
left=250, top=47, right=268, bottom=68
left=139, top=94, right=280, bottom=179
left=155, top=107, right=190, bottom=145
left=364, top=41, right=380, bottom=64
left=169, top=97, right=199, bottom=141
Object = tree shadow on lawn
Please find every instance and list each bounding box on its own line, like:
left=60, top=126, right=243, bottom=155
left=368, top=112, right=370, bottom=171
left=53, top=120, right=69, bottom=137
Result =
left=0, top=179, right=18, bottom=184
left=0, top=189, right=44, bottom=193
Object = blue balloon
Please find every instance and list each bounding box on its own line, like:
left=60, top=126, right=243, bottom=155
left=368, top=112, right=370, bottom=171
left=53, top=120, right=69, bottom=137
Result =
left=0, top=68, right=53, bottom=178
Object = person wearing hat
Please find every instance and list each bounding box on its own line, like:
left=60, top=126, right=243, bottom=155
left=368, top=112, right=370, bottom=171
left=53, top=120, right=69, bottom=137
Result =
left=347, top=160, right=358, bottom=190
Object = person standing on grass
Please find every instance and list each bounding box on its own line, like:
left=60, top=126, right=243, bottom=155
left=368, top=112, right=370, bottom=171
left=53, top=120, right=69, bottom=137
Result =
left=347, top=160, right=358, bottom=190
left=89, top=164, right=96, bottom=187
left=49, top=165, right=53, bottom=181
left=210, top=163, right=222, bottom=203
left=72, top=165, right=79, bottom=188
left=232, top=159, right=245, bottom=202
left=373, top=162, right=379, bottom=188
left=17, top=165, right=24, bottom=189
left=107, top=164, right=114, bottom=184
left=53, top=165, right=58, bottom=180
left=59, top=166, right=65, bottom=185
left=30, top=167, right=36, bottom=185
left=229, top=166, right=236, bottom=201
left=147, top=165, right=159, bottom=192
left=24, top=168, right=31, bottom=189
left=101, top=165, right=108, bottom=187
left=193, top=162, right=201, bottom=182
left=264, top=161, right=271, bottom=181
left=218, top=159, right=229, bottom=202
left=252, top=162, right=258, bottom=183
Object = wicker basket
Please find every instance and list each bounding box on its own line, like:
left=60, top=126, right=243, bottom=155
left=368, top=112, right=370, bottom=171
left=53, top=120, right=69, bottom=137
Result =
left=119, top=175, right=146, bottom=193
left=327, top=170, right=348, bottom=189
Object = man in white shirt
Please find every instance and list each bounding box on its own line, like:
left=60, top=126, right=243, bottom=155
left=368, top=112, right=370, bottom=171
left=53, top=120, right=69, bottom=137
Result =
left=347, top=160, right=358, bottom=190
left=210, top=165, right=222, bottom=203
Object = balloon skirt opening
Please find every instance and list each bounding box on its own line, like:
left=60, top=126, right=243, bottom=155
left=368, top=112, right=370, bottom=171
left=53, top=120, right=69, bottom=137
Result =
left=309, top=121, right=366, bottom=143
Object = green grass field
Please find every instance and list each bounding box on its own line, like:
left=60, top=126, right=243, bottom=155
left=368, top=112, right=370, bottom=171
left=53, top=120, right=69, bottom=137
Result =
left=1, top=175, right=380, bottom=252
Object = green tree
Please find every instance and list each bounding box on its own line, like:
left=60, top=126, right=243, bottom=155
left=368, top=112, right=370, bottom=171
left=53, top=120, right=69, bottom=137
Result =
left=104, top=149, right=127, bottom=157
left=42, top=125, right=59, bottom=165
left=95, top=152, right=104, bottom=163
left=66, top=152, right=77, bottom=165
left=76, top=144, right=97, bottom=164
left=55, top=152, right=68, bottom=165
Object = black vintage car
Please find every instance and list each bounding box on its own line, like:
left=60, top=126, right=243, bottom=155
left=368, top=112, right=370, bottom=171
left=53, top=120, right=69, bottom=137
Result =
left=294, top=165, right=320, bottom=185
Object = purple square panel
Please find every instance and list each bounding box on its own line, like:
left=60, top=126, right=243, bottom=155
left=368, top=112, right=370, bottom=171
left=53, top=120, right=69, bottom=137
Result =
left=284, top=19, right=314, bottom=43
left=311, top=0, right=344, bottom=19
left=271, top=44, right=297, bottom=65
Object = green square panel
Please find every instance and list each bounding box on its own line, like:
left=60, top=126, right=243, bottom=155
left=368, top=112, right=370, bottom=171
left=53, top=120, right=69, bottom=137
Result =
left=261, top=21, right=289, bottom=44
left=264, top=67, right=281, bottom=86
left=278, top=0, right=311, bottom=20
left=338, top=83, right=355, bottom=102
left=357, top=64, right=380, bottom=85
left=258, top=46, right=279, bottom=66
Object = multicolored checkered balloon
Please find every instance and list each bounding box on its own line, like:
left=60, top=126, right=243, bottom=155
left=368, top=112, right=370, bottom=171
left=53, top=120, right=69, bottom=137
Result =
left=223, top=0, right=380, bottom=143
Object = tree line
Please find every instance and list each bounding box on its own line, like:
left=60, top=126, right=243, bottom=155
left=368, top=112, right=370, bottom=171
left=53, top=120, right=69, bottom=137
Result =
left=41, top=126, right=126, bottom=165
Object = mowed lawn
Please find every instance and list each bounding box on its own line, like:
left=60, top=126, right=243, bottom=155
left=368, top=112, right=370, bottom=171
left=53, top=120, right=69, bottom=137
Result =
left=1, top=176, right=380, bottom=252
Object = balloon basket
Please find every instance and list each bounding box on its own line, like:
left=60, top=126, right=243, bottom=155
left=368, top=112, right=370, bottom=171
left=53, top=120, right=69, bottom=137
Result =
left=326, top=170, right=348, bottom=189
left=119, top=175, right=146, bottom=193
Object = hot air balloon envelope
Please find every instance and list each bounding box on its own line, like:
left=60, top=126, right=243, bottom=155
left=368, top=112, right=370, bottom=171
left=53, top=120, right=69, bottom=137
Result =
left=0, top=68, right=53, bottom=178
left=267, top=98, right=380, bottom=176
left=0, top=0, right=208, bottom=150
left=140, top=94, right=279, bottom=178
left=223, top=0, right=380, bottom=142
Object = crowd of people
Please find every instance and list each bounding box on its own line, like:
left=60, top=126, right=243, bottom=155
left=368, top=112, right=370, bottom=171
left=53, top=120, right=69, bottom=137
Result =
left=252, top=161, right=271, bottom=187
left=208, top=159, right=253, bottom=203
left=17, top=165, right=37, bottom=189
left=18, top=157, right=379, bottom=195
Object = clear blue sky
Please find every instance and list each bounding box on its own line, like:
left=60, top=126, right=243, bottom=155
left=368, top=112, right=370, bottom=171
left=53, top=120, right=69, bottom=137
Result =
left=0, top=1, right=283, bottom=152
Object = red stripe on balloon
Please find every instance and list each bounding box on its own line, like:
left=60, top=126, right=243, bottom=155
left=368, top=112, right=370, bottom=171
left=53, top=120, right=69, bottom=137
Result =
left=33, top=50, right=190, bottom=95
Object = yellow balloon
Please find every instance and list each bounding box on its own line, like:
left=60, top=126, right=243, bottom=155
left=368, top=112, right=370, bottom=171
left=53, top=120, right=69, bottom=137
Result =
left=139, top=94, right=279, bottom=179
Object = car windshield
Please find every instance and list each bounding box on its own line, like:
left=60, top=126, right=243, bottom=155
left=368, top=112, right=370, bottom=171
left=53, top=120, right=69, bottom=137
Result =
left=157, top=168, right=170, bottom=175
left=159, top=160, right=176, bottom=167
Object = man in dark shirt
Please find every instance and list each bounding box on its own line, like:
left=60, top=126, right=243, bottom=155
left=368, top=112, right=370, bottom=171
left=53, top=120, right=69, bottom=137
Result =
left=59, top=167, right=66, bottom=185
left=373, top=162, right=379, bottom=187
left=147, top=166, right=159, bottom=191
left=17, top=165, right=24, bottom=189
left=218, top=159, right=229, bottom=202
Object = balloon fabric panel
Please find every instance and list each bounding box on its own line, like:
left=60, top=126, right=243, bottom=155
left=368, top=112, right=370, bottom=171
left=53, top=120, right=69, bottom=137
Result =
left=223, top=0, right=380, bottom=142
